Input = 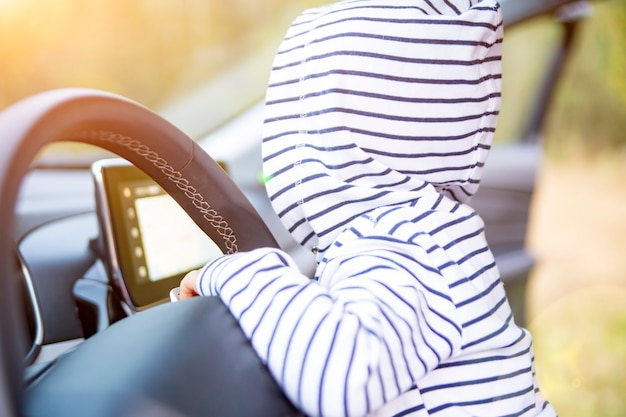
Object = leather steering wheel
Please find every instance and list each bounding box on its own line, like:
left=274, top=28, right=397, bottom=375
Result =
left=0, top=89, right=301, bottom=417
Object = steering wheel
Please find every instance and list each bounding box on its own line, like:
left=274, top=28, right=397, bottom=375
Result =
left=0, top=89, right=301, bottom=417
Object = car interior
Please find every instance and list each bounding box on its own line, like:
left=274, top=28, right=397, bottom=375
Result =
left=0, top=0, right=601, bottom=416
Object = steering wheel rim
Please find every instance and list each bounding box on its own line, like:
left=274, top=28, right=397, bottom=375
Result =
left=0, top=88, right=287, bottom=416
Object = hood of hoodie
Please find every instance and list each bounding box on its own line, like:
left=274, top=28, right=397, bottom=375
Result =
left=262, top=0, right=503, bottom=256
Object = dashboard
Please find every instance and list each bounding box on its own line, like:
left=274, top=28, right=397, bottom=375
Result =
left=16, top=159, right=318, bottom=367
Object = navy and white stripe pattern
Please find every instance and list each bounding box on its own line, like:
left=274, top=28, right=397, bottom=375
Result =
left=195, top=1, right=556, bottom=416
left=262, top=0, right=503, bottom=256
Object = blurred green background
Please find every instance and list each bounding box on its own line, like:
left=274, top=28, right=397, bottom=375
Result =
left=1, top=0, right=625, bottom=416
left=0, top=0, right=328, bottom=113
left=495, top=0, right=626, bottom=155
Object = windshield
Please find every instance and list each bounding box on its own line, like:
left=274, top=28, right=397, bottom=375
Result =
left=0, top=0, right=327, bottom=166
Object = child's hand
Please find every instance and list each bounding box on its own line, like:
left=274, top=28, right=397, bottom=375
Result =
left=179, top=269, right=201, bottom=300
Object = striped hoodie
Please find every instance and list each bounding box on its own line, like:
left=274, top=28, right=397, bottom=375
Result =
left=195, top=0, right=557, bottom=416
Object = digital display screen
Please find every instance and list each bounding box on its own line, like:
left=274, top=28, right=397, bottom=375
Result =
left=118, top=181, right=222, bottom=284
left=93, top=159, right=223, bottom=310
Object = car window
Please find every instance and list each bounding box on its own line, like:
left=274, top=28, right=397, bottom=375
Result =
left=0, top=0, right=327, bottom=165
left=0, top=1, right=586, bottom=156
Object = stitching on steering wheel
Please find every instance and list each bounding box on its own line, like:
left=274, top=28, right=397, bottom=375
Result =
left=70, top=129, right=239, bottom=254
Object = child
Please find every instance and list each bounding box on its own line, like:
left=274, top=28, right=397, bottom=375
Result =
left=181, top=0, right=557, bottom=416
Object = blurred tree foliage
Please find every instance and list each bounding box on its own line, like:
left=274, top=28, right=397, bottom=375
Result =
left=1, top=0, right=624, bottom=153
left=496, top=0, right=626, bottom=154
left=543, top=0, right=626, bottom=155
left=0, top=0, right=325, bottom=111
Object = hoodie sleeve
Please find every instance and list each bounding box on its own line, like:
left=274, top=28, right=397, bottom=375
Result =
left=195, top=244, right=462, bottom=417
